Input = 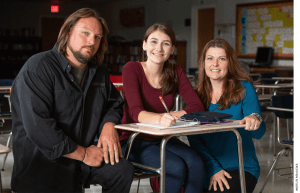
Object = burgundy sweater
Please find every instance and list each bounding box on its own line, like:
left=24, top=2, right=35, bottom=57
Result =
left=119, top=61, right=204, bottom=141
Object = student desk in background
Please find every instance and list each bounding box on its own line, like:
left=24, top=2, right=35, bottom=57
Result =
left=271, top=77, right=293, bottom=81
left=255, top=83, right=293, bottom=95
left=0, top=86, right=11, bottom=94
left=255, top=83, right=293, bottom=156
left=115, top=121, right=247, bottom=193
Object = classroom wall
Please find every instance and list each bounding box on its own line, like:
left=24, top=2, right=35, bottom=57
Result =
left=0, top=0, right=293, bottom=72
left=211, top=0, right=293, bottom=67
left=94, top=0, right=293, bottom=69
left=0, top=1, right=92, bottom=35
left=95, top=0, right=207, bottom=71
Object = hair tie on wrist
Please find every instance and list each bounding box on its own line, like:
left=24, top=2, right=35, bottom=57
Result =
left=82, top=148, right=86, bottom=162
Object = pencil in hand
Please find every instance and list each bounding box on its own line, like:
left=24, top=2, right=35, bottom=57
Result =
left=159, top=96, right=170, bottom=114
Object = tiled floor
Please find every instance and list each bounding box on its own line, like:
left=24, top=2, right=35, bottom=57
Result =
left=0, top=113, right=294, bottom=193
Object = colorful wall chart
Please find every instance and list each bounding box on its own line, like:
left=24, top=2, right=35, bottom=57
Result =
left=236, top=0, right=293, bottom=60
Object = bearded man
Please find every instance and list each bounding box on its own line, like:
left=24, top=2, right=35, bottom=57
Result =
left=11, top=8, right=134, bottom=193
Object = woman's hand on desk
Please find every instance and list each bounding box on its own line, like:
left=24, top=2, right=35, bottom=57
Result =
left=159, top=113, right=178, bottom=127
left=240, top=115, right=261, bottom=131
left=209, top=170, right=232, bottom=192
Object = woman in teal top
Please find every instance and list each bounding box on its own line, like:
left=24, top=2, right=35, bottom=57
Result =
left=188, top=39, right=265, bottom=193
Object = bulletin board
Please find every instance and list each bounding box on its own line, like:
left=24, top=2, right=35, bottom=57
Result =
left=236, top=0, right=293, bottom=60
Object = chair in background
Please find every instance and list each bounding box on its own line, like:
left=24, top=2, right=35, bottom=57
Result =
left=0, top=80, right=13, bottom=172
left=258, top=72, right=278, bottom=95
left=259, top=94, right=293, bottom=193
left=0, top=144, right=11, bottom=193
left=256, top=73, right=278, bottom=142
left=0, top=106, right=12, bottom=172
left=110, top=75, right=123, bottom=97
left=1, top=88, right=12, bottom=172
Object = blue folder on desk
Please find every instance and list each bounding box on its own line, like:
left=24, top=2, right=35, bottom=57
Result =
left=180, top=111, right=233, bottom=123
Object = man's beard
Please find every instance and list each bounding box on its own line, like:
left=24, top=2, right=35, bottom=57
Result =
left=67, top=43, right=95, bottom=64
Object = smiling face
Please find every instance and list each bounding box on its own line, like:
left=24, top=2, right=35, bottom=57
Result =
left=143, top=30, right=175, bottom=65
left=205, top=47, right=229, bottom=83
left=67, top=17, right=103, bottom=68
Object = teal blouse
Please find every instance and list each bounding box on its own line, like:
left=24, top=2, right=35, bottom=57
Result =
left=188, top=81, right=266, bottom=189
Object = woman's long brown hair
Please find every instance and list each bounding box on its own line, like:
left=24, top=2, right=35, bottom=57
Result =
left=141, top=23, right=178, bottom=95
left=196, top=38, right=254, bottom=110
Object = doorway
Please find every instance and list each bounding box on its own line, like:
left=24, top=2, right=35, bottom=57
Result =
left=191, top=5, right=216, bottom=69
left=197, top=8, right=215, bottom=61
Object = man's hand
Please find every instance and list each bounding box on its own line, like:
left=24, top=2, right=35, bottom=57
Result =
left=98, top=122, right=123, bottom=165
left=209, top=170, right=232, bottom=192
left=63, top=145, right=104, bottom=167
left=82, top=145, right=104, bottom=167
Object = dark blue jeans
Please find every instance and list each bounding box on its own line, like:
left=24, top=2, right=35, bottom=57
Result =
left=121, top=137, right=205, bottom=193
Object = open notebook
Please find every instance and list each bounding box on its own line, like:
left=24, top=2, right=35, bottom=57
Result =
left=136, top=120, right=199, bottom=129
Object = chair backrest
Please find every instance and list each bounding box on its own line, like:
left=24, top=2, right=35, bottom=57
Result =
left=110, top=76, right=122, bottom=83
left=260, top=73, right=278, bottom=84
left=110, top=76, right=123, bottom=92
left=271, top=94, right=293, bottom=119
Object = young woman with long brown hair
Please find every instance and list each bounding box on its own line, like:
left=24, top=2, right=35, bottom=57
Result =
left=119, top=23, right=205, bottom=193
left=188, top=38, right=266, bottom=193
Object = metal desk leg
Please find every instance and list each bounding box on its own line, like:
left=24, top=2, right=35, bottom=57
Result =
left=124, top=132, right=140, bottom=160
left=175, top=94, right=180, bottom=111
left=232, top=129, right=246, bottom=193
left=159, top=135, right=173, bottom=193
left=273, top=113, right=277, bottom=156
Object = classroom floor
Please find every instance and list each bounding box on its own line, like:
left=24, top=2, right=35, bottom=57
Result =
left=0, top=112, right=294, bottom=193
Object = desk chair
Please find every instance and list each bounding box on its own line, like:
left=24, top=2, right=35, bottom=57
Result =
left=259, top=94, right=293, bottom=193
left=258, top=73, right=278, bottom=95
left=0, top=144, right=11, bottom=193
left=90, top=81, right=157, bottom=193
left=89, top=134, right=160, bottom=193
left=124, top=133, right=160, bottom=193
left=0, top=105, right=12, bottom=172
left=110, top=76, right=123, bottom=97
left=0, top=84, right=13, bottom=172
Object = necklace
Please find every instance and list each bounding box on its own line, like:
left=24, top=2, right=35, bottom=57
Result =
left=212, top=90, right=223, bottom=104
left=143, top=64, right=162, bottom=89
left=148, top=74, right=161, bottom=89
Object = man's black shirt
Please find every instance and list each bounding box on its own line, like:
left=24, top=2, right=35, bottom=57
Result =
left=11, top=45, right=124, bottom=192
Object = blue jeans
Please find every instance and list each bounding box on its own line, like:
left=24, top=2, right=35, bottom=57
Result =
left=121, top=137, right=205, bottom=193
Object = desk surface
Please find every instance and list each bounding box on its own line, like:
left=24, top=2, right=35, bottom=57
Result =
left=115, top=120, right=244, bottom=136
left=254, top=83, right=293, bottom=89
left=271, top=77, right=293, bottom=81
left=0, top=86, right=11, bottom=92
left=249, top=73, right=260, bottom=77
left=258, top=94, right=273, bottom=102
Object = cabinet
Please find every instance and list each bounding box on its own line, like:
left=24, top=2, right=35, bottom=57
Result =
left=0, top=36, right=42, bottom=78
left=103, top=41, right=142, bottom=75
left=103, top=41, right=187, bottom=75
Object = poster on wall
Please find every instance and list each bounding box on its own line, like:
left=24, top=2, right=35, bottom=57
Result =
left=236, top=0, right=293, bottom=60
